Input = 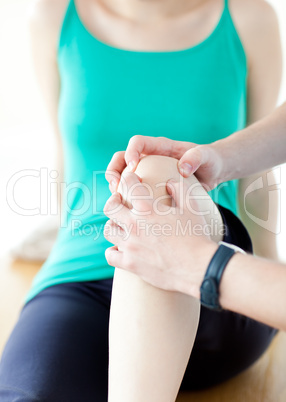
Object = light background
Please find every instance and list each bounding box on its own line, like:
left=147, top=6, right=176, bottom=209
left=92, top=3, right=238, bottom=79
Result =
left=0, top=0, right=285, bottom=258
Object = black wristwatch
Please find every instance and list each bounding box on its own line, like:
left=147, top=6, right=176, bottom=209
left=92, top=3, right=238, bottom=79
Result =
left=200, top=241, right=246, bottom=311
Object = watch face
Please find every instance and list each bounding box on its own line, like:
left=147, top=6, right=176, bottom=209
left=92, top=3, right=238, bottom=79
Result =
left=218, top=241, right=246, bottom=255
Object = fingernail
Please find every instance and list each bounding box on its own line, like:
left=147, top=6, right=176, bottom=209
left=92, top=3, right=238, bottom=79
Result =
left=179, top=163, right=193, bottom=176
left=104, top=193, right=119, bottom=213
left=127, top=161, right=136, bottom=172
left=110, top=179, right=117, bottom=193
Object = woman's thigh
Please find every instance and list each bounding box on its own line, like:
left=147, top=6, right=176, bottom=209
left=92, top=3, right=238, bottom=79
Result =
left=181, top=205, right=278, bottom=390
left=0, top=279, right=113, bottom=402
left=181, top=307, right=277, bottom=390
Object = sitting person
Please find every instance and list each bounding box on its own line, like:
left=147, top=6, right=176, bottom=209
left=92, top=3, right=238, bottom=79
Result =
left=0, top=0, right=281, bottom=400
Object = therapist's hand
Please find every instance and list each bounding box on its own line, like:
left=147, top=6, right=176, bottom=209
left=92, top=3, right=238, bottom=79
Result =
left=103, top=171, right=217, bottom=298
left=105, top=135, right=224, bottom=193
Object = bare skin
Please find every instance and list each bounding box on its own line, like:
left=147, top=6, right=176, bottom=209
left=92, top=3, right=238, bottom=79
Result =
left=105, top=171, right=286, bottom=332
left=118, top=155, right=223, bottom=242
left=28, top=0, right=282, bottom=400
left=107, top=155, right=223, bottom=402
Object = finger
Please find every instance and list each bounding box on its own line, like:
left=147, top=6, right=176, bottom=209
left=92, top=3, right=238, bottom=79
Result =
left=105, top=246, right=125, bottom=269
left=166, top=179, right=185, bottom=210
left=125, top=135, right=194, bottom=172
left=178, top=147, right=203, bottom=178
left=179, top=145, right=223, bottom=190
left=104, top=220, right=127, bottom=247
left=104, top=192, right=133, bottom=224
left=104, top=218, right=125, bottom=235
left=105, top=151, right=126, bottom=193
left=119, top=171, right=149, bottom=197
left=166, top=179, right=200, bottom=213
left=119, top=171, right=153, bottom=213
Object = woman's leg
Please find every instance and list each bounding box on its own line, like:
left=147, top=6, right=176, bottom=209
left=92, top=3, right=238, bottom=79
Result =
left=0, top=279, right=113, bottom=402
left=108, top=155, right=223, bottom=402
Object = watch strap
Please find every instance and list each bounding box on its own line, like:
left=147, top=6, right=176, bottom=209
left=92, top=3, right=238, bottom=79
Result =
left=200, top=244, right=236, bottom=311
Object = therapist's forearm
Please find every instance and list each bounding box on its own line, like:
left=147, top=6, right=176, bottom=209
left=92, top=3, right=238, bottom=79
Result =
left=218, top=252, right=286, bottom=331
left=213, top=102, right=286, bottom=182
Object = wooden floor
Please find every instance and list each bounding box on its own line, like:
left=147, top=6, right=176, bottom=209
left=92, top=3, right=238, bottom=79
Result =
left=0, top=257, right=286, bottom=401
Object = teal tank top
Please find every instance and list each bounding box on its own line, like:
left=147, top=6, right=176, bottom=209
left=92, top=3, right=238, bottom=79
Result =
left=25, top=0, right=247, bottom=303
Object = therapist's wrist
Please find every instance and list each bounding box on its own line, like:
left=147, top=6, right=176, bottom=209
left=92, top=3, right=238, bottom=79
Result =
left=179, top=240, right=218, bottom=299
left=211, top=135, right=244, bottom=183
left=209, top=141, right=231, bottom=183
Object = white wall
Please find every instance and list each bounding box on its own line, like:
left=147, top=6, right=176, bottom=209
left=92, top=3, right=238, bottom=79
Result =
left=268, top=0, right=286, bottom=260
left=268, top=0, right=286, bottom=103
left=0, top=0, right=57, bottom=254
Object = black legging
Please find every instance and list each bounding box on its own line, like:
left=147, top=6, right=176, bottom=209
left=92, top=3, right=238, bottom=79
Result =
left=0, top=206, right=278, bottom=401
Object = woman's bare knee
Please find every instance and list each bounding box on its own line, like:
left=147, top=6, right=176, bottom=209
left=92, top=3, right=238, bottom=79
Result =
left=124, top=155, right=223, bottom=243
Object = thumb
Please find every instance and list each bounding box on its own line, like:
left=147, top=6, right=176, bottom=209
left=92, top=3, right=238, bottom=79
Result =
left=178, top=147, right=204, bottom=178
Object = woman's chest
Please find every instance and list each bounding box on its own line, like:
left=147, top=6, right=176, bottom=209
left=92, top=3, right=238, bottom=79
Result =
left=58, top=47, right=246, bottom=149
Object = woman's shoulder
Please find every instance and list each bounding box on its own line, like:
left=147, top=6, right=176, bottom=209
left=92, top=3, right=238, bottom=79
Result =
left=27, top=0, right=69, bottom=53
left=228, top=0, right=280, bottom=65
left=228, top=0, right=279, bottom=44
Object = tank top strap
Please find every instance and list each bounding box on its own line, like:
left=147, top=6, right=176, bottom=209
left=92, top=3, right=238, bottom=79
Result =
left=69, top=0, right=75, bottom=13
left=223, top=0, right=236, bottom=26
left=64, top=0, right=74, bottom=13
left=58, top=0, right=76, bottom=52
